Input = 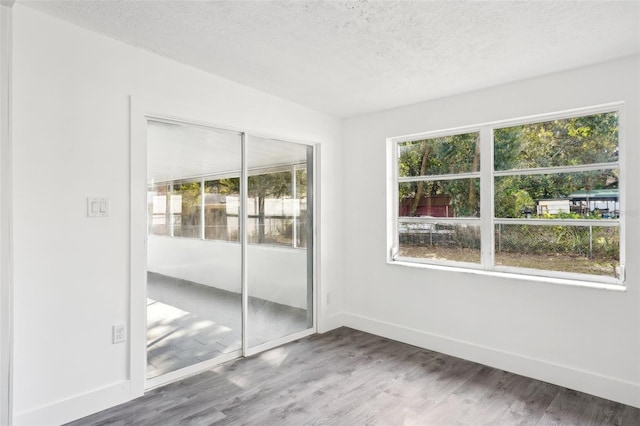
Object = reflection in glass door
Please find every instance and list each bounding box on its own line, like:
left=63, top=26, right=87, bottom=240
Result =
left=146, top=121, right=243, bottom=379
left=145, top=119, right=315, bottom=383
left=246, top=136, right=314, bottom=349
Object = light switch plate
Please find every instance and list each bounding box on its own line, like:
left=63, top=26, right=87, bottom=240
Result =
left=87, top=197, right=109, bottom=217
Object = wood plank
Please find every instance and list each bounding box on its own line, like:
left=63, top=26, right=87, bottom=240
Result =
left=65, top=327, right=640, bottom=425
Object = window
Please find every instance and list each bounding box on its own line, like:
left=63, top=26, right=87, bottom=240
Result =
left=245, top=166, right=308, bottom=247
left=396, top=132, right=481, bottom=264
left=390, top=106, right=623, bottom=284
left=148, top=183, right=169, bottom=236
left=204, top=177, right=240, bottom=241
left=147, top=166, right=308, bottom=248
left=148, top=177, right=238, bottom=240
left=171, top=181, right=202, bottom=238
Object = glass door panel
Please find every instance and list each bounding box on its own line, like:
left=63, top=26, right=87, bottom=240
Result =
left=146, top=120, right=242, bottom=379
left=246, top=136, right=314, bottom=348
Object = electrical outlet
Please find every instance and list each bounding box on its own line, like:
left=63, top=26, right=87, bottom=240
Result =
left=113, top=324, right=127, bottom=344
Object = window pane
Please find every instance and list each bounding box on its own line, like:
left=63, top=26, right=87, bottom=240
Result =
left=148, top=183, right=169, bottom=236
left=296, top=167, right=308, bottom=248
left=204, top=177, right=239, bottom=241
left=495, top=224, right=620, bottom=277
left=172, top=181, right=201, bottom=238
left=246, top=136, right=313, bottom=348
left=494, top=111, right=618, bottom=171
left=247, top=171, right=293, bottom=246
left=399, top=222, right=480, bottom=263
left=398, top=132, right=479, bottom=177
left=399, top=179, right=480, bottom=218
left=494, top=169, right=619, bottom=219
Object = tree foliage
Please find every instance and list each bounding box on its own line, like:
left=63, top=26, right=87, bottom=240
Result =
left=398, top=112, right=619, bottom=219
left=398, top=133, right=479, bottom=217
left=173, top=181, right=201, bottom=206
left=494, top=112, right=618, bottom=218
left=494, top=112, right=618, bottom=170
left=205, top=178, right=239, bottom=195
left=248, top=171, right=292, bottom=243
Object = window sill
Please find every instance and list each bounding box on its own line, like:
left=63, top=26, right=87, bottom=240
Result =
left=388, top=259, right=626, bottom=292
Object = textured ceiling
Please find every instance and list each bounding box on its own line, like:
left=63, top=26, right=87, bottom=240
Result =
left=19, top=0, right=640, bottom=118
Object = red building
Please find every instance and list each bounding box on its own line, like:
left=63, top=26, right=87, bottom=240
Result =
left=399, top=195, right=452, bottom=217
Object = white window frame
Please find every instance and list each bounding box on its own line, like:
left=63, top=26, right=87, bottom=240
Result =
left=388, top=103, right=625, bottom=286
left=393, top=128, right=483, bottom=269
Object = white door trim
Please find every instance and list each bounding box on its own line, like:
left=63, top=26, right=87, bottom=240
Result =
left=0, top=2, right=14, bottom=424
left=130, top=96, right=319, bottom=397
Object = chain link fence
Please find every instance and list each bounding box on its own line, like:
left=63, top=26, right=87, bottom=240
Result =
left=399, top=222, right=480, bottom=249
left=398, top=222, right=619, bottom=276
left=495, top=223, right=619, bottom=259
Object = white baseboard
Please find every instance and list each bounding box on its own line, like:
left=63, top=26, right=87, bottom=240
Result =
left=319, top=312, right=346, bottom=334
left=13, top=381, right=132, bottom=426
left=342, top=312, right=640, bottom=409
left=13, top=313, right=639, bottom=425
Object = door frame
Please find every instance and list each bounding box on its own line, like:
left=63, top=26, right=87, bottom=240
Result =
left=0, top=2, right=14, bottom=424
left=130, top=96, right=319, bottom=396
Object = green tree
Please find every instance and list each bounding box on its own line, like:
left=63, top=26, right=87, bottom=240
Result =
left=248, top=171, right=291, bottom=243
left=494, top=112, right=618, bottom=218
left=398, top=133, right=479, bottom=217
left=172, top=181, right=201, bottom=237
left=205, top=178, right=239, bottom=195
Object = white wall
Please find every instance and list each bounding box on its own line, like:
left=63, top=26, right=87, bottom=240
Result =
left=147, top=236, right=308, bottom=309
left=148, top=236, right=242, bottom=294
left=11, top=4, right=343, bottom=425
left=342, top=56, right=640, bottom=408
left=11, top=2, right=639, bottom=424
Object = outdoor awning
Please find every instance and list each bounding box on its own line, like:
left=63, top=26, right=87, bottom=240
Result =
left=568, top=189, right=618, bottom=201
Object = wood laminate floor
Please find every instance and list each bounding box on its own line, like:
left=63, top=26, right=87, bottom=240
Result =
left=68, top=327, right=640, bottom=426
left=147, top=272, right=308, bottom=378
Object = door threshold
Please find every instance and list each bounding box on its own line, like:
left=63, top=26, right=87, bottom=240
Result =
left=145, top=327, right=316, bottom=391
left=145, top=349, right=242, bottom=391
left=244, top=327, right=316, bottom=357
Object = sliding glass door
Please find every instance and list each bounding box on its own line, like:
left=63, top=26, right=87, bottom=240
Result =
left=145, top=120, right=314, bottom=383
left=146, top=121, right=243, bottom=379
left=246, top=136, right=314, bottom=349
